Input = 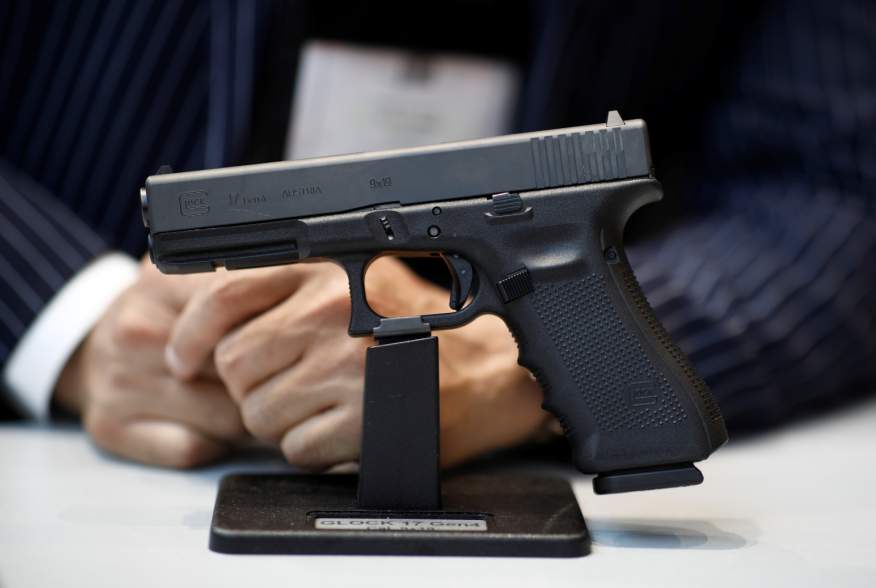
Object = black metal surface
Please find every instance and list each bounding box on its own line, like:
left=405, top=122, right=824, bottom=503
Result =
left=210, top=473, right=590, bottom=557
left=357, top=335, right=441, bottom=510
left=593, top=462, right=704, bottom=494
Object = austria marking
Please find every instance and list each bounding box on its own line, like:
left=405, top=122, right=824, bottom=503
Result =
left=282, top=185, right=322, bottom=199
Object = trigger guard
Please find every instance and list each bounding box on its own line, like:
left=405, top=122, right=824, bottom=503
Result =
left=340, top=252, right=491, bottom=336
left=337, top=254, right=383, bottom=336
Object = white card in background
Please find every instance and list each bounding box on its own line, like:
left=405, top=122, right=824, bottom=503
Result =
left=286, top=40, right=520, bottom=159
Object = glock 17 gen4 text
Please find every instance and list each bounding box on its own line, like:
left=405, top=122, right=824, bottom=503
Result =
left=141, top=111, right=727, bottom=494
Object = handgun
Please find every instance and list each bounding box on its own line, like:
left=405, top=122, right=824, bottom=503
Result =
left=141, top=111, right=727, bottom=493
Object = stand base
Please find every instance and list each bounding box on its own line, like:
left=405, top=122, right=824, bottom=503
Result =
left=210, top=473, right=590, bottom=557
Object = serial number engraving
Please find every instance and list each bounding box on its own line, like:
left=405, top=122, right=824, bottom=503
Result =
left=314, top=518, right=487, bottom=532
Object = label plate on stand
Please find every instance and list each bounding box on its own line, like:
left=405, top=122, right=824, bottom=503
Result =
left=315, top=518, right=488, bottom=532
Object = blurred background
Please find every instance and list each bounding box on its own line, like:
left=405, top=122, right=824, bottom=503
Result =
left=1, top=0, right=874, bottom=437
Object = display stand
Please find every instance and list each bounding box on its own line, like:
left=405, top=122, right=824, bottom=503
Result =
left=209, top=319, right=590, bottom=557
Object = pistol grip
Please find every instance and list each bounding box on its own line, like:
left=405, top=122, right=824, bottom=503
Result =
left=506, top=244, right=727, bottom=492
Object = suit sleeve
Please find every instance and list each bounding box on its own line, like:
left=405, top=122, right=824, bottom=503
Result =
left=0, top=161, right=128, bottom=418
left=0, top=161, right=109, bottom=363
left=630, top=191, right=876, bottom=431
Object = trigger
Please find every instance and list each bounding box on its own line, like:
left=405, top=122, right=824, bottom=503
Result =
left=443, top=253, right=474, bottom=311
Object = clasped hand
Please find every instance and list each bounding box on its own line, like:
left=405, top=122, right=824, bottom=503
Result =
left=55, top=257, right=549, bottom=469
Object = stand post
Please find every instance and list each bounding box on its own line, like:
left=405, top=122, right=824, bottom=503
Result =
left=357, top=334, right=441, bottom=510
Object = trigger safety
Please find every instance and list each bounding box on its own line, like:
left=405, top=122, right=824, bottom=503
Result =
left=444, top=253, right=474, bottom=311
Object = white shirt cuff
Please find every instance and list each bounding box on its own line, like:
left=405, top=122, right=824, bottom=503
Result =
left=2, top=253, right=140, bottom=419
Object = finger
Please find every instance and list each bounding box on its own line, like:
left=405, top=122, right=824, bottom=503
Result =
left=106, top=333, right=219, bottom=379
left=147, top=377, right=246, bottom=441
left=200, top=360, right=221, bottom=380
left=212, top=296, right=313, bottom=400
left=105, top=292, right=219, bottom=379
left=108, top=269, right=217, bottom=378
left=103, top=375, right=245, bottom=441
left=325, top=461, right=359, bottom=474
left=237, top=362, right=342, bottom=441
left=166, top=266, right=309, bottom=379
left=86, top=417, right=226, bottom=469
left=106, top=297, right=175, bottom=368
left=280, top=406, right=362, bottom=471
left=138, top=256, right=229, bottom=312
left=109, top=338, right=173, bottom=374
left=155, top=376, right=246, bottom=441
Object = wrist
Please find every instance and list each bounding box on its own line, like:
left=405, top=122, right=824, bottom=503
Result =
left=53, top=338, right=89, bottom=416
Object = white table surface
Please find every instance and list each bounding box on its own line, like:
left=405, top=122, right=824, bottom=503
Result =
left=2, top=400, right=876, bottom=588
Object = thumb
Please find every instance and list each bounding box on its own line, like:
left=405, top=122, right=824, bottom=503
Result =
left=165, top=266, right=309, bottom=379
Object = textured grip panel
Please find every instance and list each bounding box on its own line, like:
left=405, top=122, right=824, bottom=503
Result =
left=531, top=274, right=687, bottom=433
left=613, top=263, right=724, bottom=424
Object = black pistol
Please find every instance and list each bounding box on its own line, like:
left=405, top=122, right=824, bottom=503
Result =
left=141, top=111, right=727, bottom=494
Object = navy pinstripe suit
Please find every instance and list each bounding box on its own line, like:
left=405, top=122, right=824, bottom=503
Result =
left=1, top=0, right=874, bottom=430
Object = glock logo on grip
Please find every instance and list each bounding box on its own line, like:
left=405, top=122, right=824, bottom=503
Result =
left=179, top=191, right=210, bottom=216
left=627, top=380, right=658, bottom=407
